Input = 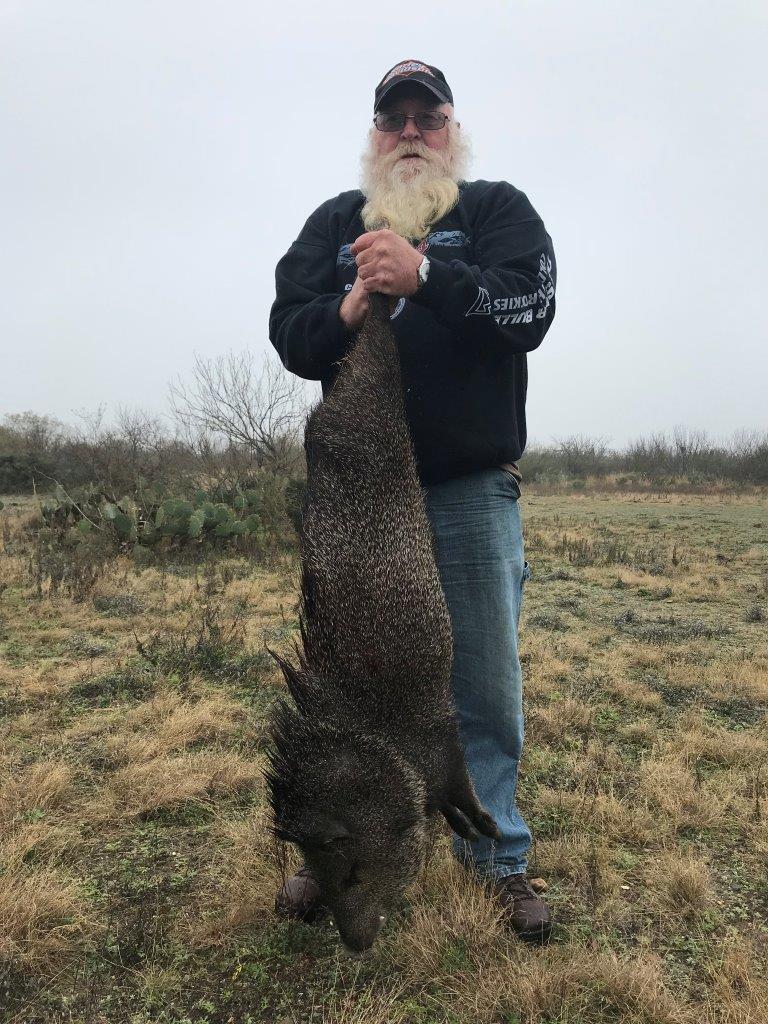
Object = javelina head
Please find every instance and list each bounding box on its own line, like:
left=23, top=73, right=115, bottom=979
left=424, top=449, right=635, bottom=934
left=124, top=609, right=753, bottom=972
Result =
left=266, top=700, right=427, bottom=952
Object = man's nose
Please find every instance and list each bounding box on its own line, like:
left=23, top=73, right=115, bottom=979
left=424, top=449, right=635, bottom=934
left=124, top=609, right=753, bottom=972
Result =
left=400, top=117, right=421, bottom=141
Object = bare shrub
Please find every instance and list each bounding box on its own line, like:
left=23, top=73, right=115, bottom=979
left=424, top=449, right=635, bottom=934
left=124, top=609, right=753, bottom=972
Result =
left=170, top=349, right=309, bottom=483
left=0, top=412, right=66, bottom=490
left=520, top=427, right=768, bottom=489
left=556, top=433, right=614, bottom=477
left=64, top=405, right=193, bottom=494
left=1, top=411, right=65, bottom=458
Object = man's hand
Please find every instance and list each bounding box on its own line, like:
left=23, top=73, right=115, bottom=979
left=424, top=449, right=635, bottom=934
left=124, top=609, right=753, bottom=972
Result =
left=339, top=275, right=370, bottom=331
left=352, top=229, right=423, bottom=297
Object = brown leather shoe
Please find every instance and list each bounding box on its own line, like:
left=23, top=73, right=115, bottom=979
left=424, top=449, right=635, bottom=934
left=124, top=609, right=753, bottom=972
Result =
left=488, top=873, right=553, bottom=943
left=274, top=866, right=325, bottom=923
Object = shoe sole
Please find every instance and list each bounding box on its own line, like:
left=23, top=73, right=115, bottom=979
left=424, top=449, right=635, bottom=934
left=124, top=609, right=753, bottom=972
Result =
left=515, top=923, right=553, bottom=944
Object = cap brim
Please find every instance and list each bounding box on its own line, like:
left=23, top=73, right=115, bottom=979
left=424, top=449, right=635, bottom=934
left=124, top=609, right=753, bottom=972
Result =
left=375, top=76, right=448, bottom=111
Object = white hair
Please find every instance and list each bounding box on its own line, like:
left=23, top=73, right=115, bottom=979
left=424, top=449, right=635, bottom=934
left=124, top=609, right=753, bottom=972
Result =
left=359, top=117, right=472, bottom=240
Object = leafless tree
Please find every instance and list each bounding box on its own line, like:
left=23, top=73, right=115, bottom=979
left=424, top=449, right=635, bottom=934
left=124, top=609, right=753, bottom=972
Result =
left=555, top=434, right=614, bottom=477
left=1, top=411, right=66, bottom=456
left=671, top=426, right=710, bottom=475
left=63, top=405, right=191, bottom=493
left=169, top=349, right=310, bottom=475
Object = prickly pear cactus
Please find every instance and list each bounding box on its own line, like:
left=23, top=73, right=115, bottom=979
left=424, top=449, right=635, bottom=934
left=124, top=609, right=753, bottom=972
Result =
left=32, top=481, right=277, bottom=554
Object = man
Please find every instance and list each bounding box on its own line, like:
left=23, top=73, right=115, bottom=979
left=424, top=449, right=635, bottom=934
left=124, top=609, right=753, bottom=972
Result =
left=269, top=59, right=556, bottom=943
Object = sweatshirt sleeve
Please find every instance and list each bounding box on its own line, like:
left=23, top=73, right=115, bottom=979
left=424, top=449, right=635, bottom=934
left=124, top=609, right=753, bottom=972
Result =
left=269, top=201, right=351, bottom=380
left=410, top=182, right=556, bottom=354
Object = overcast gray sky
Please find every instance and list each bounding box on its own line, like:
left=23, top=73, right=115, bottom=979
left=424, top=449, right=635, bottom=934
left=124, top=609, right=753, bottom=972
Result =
left=2, top=1, right=766, bottom=447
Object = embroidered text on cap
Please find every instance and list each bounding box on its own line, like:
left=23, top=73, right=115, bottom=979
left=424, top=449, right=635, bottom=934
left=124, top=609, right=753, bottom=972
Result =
left=382, top=61, right=436, bottom=85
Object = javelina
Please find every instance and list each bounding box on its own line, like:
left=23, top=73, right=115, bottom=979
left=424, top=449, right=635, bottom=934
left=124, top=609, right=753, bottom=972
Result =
left=266, top=293, right=499, bottom=952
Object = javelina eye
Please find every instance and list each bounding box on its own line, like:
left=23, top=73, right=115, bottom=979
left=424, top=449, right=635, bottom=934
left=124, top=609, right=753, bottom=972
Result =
left=321, top=835, right=351, bottom=849
left=344, top=862, right=363, bottom=888
left=305, top=834, right=351, bottom=859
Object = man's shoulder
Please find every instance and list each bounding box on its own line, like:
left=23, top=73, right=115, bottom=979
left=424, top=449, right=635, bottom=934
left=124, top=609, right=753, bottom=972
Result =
left=459, top=178, right=523, bottom=208
left=459, top=179, right=544, bottom=227
left=293, top=190, right=364, bottom=248
left=310, top=189, right=365, bottom=221
left=460, top=178, right=519, bottom=195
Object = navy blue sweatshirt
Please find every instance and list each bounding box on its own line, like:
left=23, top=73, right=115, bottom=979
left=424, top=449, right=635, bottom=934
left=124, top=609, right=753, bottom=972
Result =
left=269, top=179, right=556, bottom=484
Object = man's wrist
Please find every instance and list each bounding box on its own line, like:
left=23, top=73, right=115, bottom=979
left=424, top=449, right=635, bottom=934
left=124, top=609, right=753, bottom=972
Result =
left=409, top=254, right=452, bottom=311
left=339, top=292, right=354, bottom=328
left=415, top=255, right=430, bottom=292
left=339, top=290, right=367, bottom=330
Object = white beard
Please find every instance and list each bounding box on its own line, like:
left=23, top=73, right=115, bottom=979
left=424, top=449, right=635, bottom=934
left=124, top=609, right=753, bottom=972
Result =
left=359, top=123, right=471, bottom=241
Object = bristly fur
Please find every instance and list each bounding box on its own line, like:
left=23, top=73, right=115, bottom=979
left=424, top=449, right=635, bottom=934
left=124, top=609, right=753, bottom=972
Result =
left=265, top=292, right=499, bottom=953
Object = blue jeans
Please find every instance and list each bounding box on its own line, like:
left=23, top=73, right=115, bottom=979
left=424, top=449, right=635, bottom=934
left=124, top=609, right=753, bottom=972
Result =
left=424, top=468, right=532, bottom=879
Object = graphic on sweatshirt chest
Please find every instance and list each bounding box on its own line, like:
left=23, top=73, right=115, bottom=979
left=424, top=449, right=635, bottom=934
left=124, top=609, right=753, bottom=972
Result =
left=337, top=229, right=470, bottom=319
left=336, top=228, right=468, bottom=268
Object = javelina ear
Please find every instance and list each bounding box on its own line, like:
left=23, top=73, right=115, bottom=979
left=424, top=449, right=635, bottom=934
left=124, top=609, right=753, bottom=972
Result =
left=266, top=647, right=316, bottom=714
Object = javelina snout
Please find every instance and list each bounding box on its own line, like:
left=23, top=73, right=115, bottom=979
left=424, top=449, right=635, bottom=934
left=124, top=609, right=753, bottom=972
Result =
left=310, top=837, right=420, bottom=954
left=268, top=709, right=428, bottom=952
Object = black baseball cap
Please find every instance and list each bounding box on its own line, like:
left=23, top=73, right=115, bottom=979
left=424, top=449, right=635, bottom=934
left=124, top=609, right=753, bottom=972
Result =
left=374, top=59, right=453, bottom=111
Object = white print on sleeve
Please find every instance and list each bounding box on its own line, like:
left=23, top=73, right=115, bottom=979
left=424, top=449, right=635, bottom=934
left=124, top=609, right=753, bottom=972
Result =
left=535, top=253, right=555, bottom=320
left=495, top=309, right=534, bottom=326
left=493, top=292, right=537, bottom=312
left=465, top=252, right=555, bottom=324
left=466, top=286, right=491, bottom=316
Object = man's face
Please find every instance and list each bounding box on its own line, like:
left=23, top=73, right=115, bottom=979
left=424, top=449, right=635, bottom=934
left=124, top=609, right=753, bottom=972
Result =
left=372, top=85, right=453, bottom=167
left=360, top=81, right=467, bottom=237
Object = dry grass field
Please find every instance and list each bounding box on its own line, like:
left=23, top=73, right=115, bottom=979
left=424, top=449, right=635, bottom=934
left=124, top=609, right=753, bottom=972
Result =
left=1, top=490, right=767, bottom=1023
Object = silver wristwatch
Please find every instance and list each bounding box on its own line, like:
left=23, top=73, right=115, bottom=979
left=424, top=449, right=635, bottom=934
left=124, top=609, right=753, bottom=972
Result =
left=416, top=255, right=430, bottom=291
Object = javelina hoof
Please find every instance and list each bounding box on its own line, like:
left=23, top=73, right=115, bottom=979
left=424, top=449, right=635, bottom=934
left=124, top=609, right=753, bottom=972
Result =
left=442, top=802, right=500, bottom=843
left=275, top=866, right=325, bottom=923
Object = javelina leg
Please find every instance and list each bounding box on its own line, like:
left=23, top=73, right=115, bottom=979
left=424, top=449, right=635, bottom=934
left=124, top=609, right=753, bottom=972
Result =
left=441, top=802, right=481, bottom=842
left=441, top=743, right=501, bottom=841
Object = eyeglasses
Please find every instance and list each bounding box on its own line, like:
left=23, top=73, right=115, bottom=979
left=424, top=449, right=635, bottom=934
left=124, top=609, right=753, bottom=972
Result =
left=373, top=111, right=449, bottom=132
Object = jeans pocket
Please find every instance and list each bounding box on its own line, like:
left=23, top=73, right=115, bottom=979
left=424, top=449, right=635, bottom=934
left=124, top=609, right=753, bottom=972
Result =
left=499, top=468, right=522, bottom=501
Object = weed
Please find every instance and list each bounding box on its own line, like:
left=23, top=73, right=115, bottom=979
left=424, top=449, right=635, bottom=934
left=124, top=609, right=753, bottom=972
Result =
left=64, top=632, right=114, bottom=657
left=136, top=595, right=271, bottom=686
left=528, top=611, right=568, bottom=631
left=70, top=663, right=155, bottom=705
left=93, top=593, right=144, bottom=616
left=639, top=585, right=673, bottom=600
left=28, top=528, right=113, bottom=601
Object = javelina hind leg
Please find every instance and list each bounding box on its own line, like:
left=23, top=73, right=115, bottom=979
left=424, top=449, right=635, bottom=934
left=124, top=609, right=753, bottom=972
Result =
left=441, top=766, right=501, bottom=842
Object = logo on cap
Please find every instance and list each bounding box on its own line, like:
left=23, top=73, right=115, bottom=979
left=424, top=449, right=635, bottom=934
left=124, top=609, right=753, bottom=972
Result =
left=382, top=61, right=435, bottom=85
